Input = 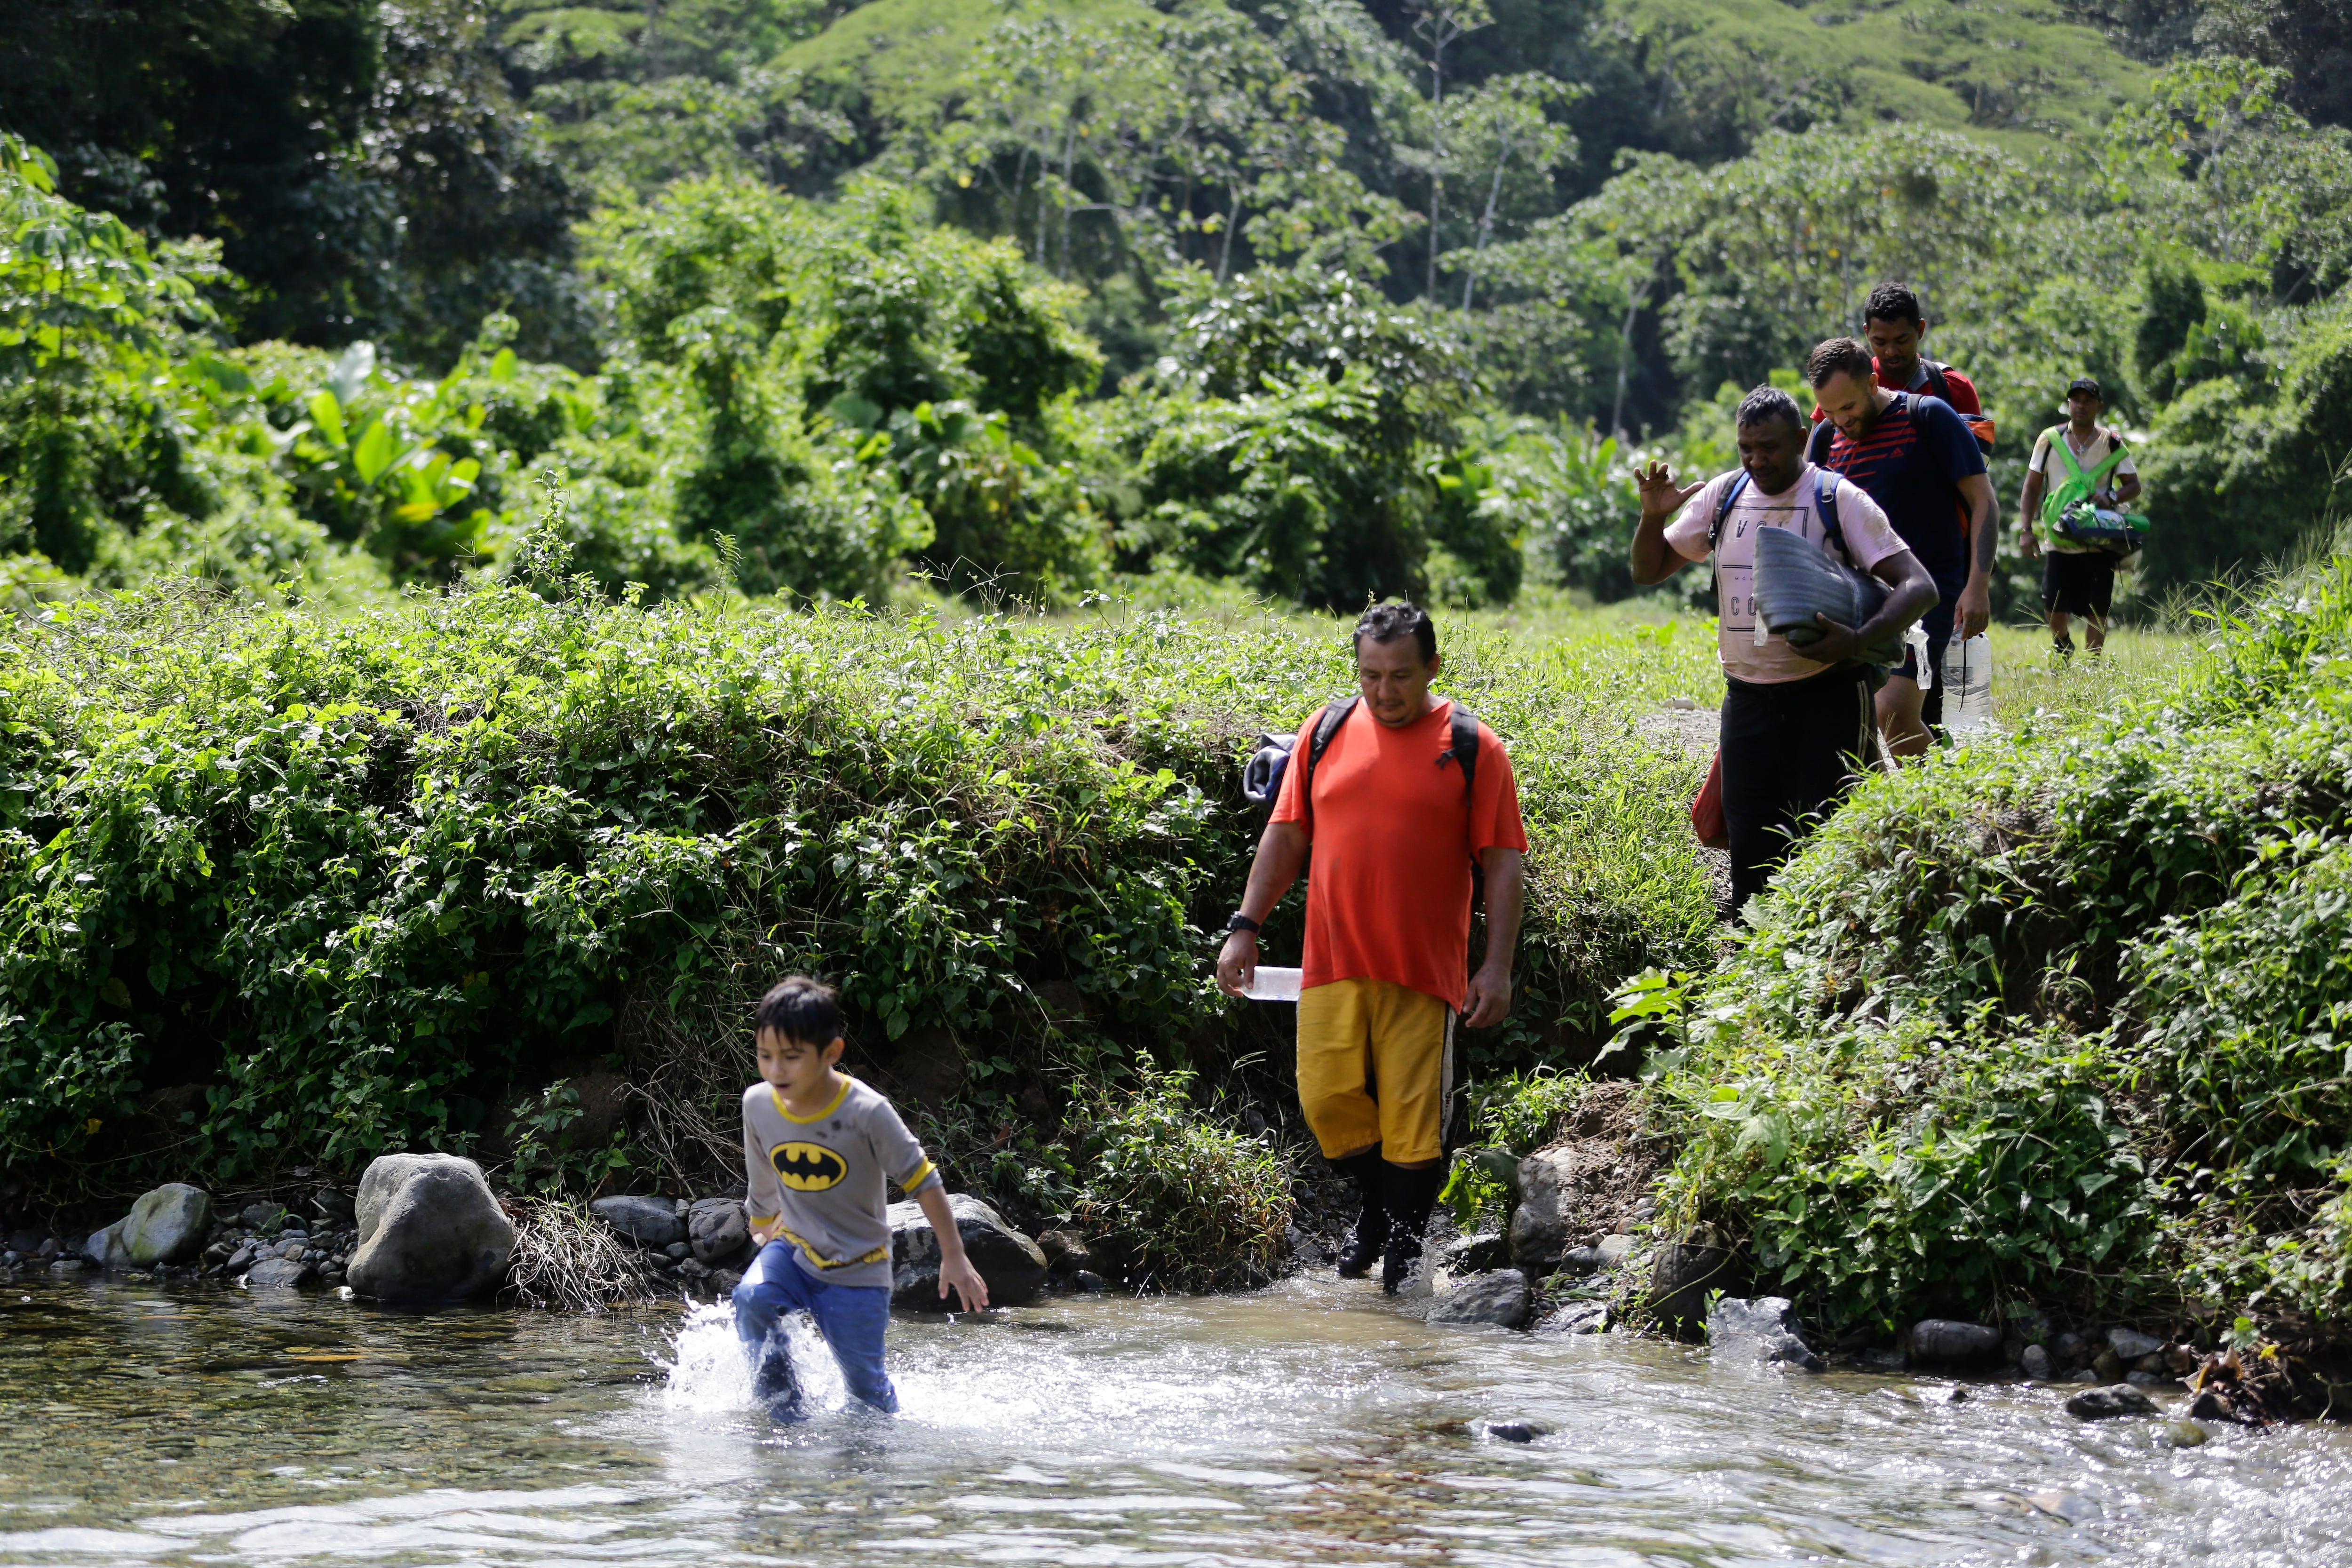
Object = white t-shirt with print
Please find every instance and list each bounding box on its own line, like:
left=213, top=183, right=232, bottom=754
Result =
left=1663, top=462, right=1913, bottom=685
left=2030, top=426, right=2137, bottom=556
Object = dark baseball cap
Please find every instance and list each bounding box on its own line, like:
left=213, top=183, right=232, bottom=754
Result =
left=2066, top=376, right=2102, bottom=398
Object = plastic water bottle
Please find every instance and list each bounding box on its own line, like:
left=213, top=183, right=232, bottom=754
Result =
left=1939, top=634, right=1994, bottom=738
left=1243, top=966, right=1303, bottom=1002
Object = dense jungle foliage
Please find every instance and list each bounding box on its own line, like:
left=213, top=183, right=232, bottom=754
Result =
left=9, top=0, right=2352, bottom=612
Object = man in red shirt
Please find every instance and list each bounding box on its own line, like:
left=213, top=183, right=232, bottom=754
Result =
left=1840, top=281, right=1995, bottom=455
left=1214, top=603, right=1528, bottom=1293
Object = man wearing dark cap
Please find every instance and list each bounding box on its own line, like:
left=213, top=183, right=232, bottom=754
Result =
left=2020, top=378, right=2141, bottom=658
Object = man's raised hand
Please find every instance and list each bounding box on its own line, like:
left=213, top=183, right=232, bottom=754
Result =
left=1636, top=460, right=1705, bottom=522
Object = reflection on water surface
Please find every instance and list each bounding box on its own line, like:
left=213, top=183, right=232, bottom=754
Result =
left=2, top=1271, right=2347, bottom=1564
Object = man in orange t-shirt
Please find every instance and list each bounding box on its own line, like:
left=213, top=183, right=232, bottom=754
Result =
left=1214, top=602, right=1528, bottom=1293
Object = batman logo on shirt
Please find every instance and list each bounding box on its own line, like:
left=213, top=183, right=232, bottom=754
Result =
left=771, top=1141, right=848, bottom=1192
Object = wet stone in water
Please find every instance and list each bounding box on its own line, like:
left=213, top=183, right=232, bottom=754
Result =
left=1908, top=1319, right=2004, bottom=1369
left=1428, top=1269, right=1530, bottom=1329
left=2066, top=1383, right=2159, bottom=1420
left=1534, top=1299, right=1607, bottom=1335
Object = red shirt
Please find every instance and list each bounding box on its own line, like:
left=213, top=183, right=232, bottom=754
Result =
left=1271, top=698, right=1528, bottom=1010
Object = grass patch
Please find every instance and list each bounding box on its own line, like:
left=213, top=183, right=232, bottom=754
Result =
left=1067, top=1066, right=1294, bottom=1292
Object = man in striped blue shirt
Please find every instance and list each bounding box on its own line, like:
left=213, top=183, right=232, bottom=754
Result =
left=1806, top=336, right=1999, bottom=758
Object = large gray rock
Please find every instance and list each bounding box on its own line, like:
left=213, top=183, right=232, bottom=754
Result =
left=1507, top=1146, right=1583, bottom=1269
left=345, top=1154, right=514, bottom=1303
left=687, top=1198, right=750, bottom=1266
left=119, top=1184, right=214, bottom=1266
left=2107, top=1326, right=2164, bottom=1361
left=1429, top=1269, right=1531, bottom=1329
left=1909, top=1319, right=2005, bottom=1369
left=1649, top=1225, right=1738, bottom=1333
left=589, top=1194, right=686, bottom=1248
left=1707, top=1295, right=1824, bottom=1373
left=888, top=1193, right=1047, bottom=1309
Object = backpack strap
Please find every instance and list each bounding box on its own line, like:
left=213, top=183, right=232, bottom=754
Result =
left=1708, top=471, right=1752, bottom=553
left=1708, top=470, right=1752, bottom=600
left=1813, top=469, right=1849, bottom=564
left=1299, top=695, right=1358, bottom=838
left=1441, top=706, right=1480, bottom=797
left=1441, top=704, right=1486, bottom=912
left=1922, top=360, right=1952, bottom=404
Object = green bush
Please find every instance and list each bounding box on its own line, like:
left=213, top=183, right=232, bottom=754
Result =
left=1650, top=557, right=2352, bottom=1334
left=1069, top=1066, right=1295, bottom=1291
left=0, top=588, right=1720, bottom=1194
left=2139, top=303, right=2352, bottom=594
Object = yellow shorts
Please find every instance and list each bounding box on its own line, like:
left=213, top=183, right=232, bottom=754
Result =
left=1295, top=978, right=1455, bottom=1165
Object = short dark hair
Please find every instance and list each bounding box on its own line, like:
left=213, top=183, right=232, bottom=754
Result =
left=1734, top=385, right=1803, bottom=434
left=1863, top=282, right=1924, bottom=328
left=755, top=975, right=844, bottom=1047
left=1353, top=601, right=1436, bottom=665
left=1805, top=336, right=1876, bottom=389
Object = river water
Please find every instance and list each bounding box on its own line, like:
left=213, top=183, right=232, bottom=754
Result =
left=2, top=1270, right=2348, bottom=1566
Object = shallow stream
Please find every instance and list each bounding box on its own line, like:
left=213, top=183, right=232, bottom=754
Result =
left=3, top=1270, right=2348, bottom=1565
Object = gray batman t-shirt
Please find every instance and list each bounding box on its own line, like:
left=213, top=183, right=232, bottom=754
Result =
left=740, top=1075, right=941, bottom=1290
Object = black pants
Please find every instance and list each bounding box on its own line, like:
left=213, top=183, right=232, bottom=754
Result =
left=1721, top=666, right=1877, bottom=911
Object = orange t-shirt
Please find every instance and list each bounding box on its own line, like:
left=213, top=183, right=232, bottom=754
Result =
left=1270, top=698, right=1528, bottom=1011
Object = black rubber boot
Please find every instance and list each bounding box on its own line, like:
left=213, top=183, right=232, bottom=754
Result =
left=1380, top=1164, right=1444, bottom=1296
left=1332, top=1149, right=1387, bottom=1278
left=751, top=1326, right=805, bottom=1423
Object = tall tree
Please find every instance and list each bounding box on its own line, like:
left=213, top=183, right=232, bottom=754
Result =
left=1409, top=0, right=1493, bottom=300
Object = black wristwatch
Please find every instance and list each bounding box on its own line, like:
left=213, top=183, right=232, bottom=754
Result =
left=1224, top=912, right=1261, bottom=935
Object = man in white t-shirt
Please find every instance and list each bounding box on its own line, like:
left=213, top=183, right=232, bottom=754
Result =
left=2019, top=376, right=2142, bottom=659
left=1630, top=385, right=1937, bottom=912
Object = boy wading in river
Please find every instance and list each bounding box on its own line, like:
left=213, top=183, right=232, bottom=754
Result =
left=1215, top=603, right=1528, bottom=1294
left=731, top=977, right=988, bottom=1422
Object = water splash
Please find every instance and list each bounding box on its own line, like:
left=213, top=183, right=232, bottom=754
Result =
left=655, top=1300, right=846, bottom=1418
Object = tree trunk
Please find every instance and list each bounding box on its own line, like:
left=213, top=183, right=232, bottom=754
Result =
left=1611, top=262, right=1656, bottom=443
left=1461, top=148, right=1511, bottom=311
left=1216, top=184, right=1244, bottom=285
left=1057, top=115, right=1081, bottom=279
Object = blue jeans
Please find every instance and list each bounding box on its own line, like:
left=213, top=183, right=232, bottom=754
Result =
left=731, top=1241, right=898, bottom=1418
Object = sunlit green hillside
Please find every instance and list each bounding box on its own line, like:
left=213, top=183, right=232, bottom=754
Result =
left=1609, top=0, right=2153, bottom=157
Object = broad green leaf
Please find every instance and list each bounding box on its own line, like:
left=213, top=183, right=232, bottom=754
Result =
left=351, top=419, right=395, bottom=484
left=307, top=390, right=347, bottom=449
